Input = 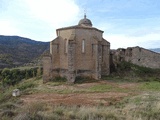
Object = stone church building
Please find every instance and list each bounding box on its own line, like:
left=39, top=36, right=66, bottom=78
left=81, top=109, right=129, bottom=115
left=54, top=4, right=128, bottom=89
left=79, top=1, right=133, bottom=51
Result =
left=43, top=15, right=110, bottom=83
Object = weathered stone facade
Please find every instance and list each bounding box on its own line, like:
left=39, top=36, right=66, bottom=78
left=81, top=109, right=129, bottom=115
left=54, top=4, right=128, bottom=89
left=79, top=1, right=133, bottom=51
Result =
left=43, top=15, right=110, bottom=83
left=111, top=46, right=160, bottom=69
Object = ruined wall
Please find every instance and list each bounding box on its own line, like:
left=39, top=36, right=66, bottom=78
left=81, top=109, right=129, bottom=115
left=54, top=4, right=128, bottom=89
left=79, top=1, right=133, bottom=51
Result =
left=101, top=39, right=110, bottom=75
left=111, top=46, right=160, bottom=69
left=125, top=47, right=160, bottom=68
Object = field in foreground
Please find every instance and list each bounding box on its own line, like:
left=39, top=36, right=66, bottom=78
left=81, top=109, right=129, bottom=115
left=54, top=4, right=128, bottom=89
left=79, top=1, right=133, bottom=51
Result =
left=0, top=77, right=160, bottom=120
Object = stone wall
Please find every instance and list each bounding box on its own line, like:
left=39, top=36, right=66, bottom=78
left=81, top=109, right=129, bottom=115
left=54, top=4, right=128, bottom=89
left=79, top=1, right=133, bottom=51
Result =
left=101, top=39, right=110, bottom=75
left=42, top=55, right=52, bottom=83
left=67, top=34, right=76, bottom=83
left=111, top=46, right=160, bottom=69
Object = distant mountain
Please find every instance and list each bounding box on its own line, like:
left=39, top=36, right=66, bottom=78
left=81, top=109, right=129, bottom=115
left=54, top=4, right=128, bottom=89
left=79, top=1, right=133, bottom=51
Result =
left=150, top=48, right=160, bottom=53
left=0, top=35, right=49, bottom=68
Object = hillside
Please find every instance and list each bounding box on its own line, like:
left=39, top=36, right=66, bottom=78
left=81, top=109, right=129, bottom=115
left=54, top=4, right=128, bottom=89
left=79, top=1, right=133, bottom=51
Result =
left=0, top=35, right=49, bottom=68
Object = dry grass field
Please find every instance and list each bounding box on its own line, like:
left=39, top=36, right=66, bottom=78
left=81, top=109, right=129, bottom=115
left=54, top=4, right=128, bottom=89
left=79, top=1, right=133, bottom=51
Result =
left=1, top=76, right=160, bottom=120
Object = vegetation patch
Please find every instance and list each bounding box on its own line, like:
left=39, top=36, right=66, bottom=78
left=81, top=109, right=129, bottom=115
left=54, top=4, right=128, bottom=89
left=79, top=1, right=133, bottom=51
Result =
left=17, top=82, right=36, bottom=91
left=51, top=76, right=67, bottom=82
left=0, top=67, right=42, bottom=87
left=111, top=61, right=160, bottom=81
left=88, top=84, right=127, bottom=93
left=139, top=81, right=160, bottom=91
left=75, top=76, right=97, bottom=84
left=0, top=87, right=13, bottom=104
left=13, top=104, right=119, bottom=120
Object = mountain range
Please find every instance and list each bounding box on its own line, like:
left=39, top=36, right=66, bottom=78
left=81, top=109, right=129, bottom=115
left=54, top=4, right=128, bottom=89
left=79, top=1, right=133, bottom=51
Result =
left=0, top=35, right=49, bottom=69
left=150, top=48, right=160, bottom=53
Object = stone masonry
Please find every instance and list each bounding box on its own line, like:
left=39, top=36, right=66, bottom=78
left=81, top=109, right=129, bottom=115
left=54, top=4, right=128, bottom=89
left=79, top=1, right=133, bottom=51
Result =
left=43, top=15, right=110, bottom=83
left=111, top=46, right=160, bottom=69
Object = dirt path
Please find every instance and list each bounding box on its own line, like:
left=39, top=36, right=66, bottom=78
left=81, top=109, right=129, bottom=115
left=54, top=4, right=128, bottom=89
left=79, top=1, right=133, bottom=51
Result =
left=21, top=92, right=129, bottom=106
left=21, top=81, right=138, bottom=106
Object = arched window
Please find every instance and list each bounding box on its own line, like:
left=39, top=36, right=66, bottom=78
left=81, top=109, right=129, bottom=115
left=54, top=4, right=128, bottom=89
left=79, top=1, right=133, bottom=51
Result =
left=82, top=39, right=85, bottom=53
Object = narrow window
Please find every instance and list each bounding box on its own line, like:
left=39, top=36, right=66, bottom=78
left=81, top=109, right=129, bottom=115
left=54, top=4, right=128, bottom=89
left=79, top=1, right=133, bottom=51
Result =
left=82, top=39, right=85, bottom=53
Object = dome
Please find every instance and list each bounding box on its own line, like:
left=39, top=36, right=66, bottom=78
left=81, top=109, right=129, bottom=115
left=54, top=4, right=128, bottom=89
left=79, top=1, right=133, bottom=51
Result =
left=78, top=14, right=92, bottom=27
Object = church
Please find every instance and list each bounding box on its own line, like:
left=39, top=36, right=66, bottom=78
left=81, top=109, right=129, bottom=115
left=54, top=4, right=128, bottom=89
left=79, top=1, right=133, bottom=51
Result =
left=43, top=14, right=110, bottom=83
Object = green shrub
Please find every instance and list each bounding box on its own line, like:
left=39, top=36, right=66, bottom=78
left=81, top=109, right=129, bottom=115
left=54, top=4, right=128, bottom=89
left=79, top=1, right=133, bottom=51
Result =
left=0, top=67, right=41, bottom=87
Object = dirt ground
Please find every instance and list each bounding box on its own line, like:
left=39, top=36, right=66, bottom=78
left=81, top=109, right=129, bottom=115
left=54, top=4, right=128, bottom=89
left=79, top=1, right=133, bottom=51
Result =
left=21, top=81, right=138, bottom=106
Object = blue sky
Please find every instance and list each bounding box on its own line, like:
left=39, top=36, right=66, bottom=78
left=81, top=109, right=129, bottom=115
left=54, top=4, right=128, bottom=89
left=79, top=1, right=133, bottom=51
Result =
left=0, top=0, right=160, bottom=49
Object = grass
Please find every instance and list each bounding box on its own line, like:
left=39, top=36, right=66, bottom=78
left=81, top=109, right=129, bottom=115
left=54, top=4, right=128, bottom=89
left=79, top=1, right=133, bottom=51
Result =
left=87, top=84, right=127, bottom=93
left=14, top=104, right=119, bottom=120
left=139, top=81, right=160, bottom=91
left=11, top=96, right=160, bottom=120
left=0, top=87, right=13, bottom=103
left=12, top=66, right=41, bottom=70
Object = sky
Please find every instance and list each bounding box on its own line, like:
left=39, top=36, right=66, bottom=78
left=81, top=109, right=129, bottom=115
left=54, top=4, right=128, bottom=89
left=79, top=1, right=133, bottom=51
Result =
left=0, top=0, right=160, bottom=49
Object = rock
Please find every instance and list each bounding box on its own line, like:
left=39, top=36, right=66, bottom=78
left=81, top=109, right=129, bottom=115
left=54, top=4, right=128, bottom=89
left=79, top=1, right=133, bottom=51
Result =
left=12, top=89, right=20, bottom=97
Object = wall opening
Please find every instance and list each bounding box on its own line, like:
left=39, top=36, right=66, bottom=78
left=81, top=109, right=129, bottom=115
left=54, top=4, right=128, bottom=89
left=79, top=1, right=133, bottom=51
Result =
left=82, top=39, right=85, bottom=53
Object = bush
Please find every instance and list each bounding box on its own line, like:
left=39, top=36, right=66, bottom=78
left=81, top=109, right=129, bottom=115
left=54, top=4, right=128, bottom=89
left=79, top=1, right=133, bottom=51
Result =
left=1, top=67, right=41, bottom=87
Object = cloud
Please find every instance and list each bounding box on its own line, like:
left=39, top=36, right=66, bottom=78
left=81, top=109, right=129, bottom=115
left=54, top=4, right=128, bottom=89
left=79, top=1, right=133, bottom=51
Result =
left=128, top=28, right=160, bottom=37
left=105, top=31, right=160, bottom=49
left=0, top=20, right=18, bottom=35
left=0, top=0, right=80, bottom=41
left=24, top=0, right=80, bottom=27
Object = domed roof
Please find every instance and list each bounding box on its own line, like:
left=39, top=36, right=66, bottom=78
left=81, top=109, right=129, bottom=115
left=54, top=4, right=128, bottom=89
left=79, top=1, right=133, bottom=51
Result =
left=78, top=14, right=92, bottom=27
